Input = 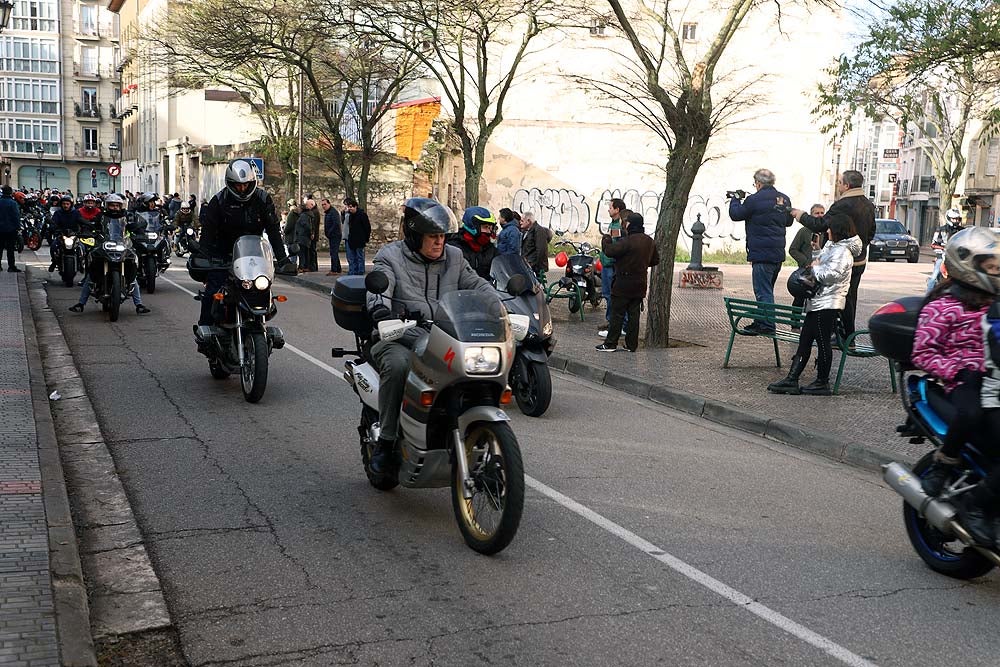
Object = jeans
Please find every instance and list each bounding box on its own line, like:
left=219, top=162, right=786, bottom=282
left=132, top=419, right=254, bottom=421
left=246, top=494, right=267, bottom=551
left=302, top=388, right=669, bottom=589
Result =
left=0, top=231, right=15, bottom=269
left=751, top=261, right=782, bottom=330
left=842, top=264, right=866, bottom=336
left=199, top=270, right=228, bottom=326
left=328, top=237, right=342, bottom=273
left=79, top=277, right=142, bottom=306
left=601, top=265, right=615, bottom=322
left=346, top=244, right=365, bottom=275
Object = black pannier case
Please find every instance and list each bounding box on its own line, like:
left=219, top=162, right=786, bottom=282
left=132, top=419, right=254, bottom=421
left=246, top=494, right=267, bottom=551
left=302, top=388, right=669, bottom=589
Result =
left=331, top=275, right=372, bottom=335
left=868, top=295, right=925, bottom=366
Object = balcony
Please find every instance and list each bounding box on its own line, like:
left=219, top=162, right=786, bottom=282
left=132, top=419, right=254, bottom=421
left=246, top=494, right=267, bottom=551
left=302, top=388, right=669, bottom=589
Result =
left=73, top=68, right=101, bottom=81
left=917, top=175, right=938, bottom=193
left=74, top=102, right=101, bottom=120
left=73, top=142, right=101, bottom=160
left=898, top=179, right=909, bottom=197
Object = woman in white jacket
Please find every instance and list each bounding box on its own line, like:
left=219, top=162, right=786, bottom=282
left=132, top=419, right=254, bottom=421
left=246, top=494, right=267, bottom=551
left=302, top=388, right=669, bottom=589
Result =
left=768, top=213, right=861, bottom=395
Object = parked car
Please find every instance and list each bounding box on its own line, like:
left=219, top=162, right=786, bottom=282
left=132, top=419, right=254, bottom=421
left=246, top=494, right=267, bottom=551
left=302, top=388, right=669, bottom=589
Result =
left=868, top=218, right=920, bottom=263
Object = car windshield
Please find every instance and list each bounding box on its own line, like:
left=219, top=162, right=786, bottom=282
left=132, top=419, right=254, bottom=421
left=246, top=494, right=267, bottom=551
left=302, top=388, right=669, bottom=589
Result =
left=490, top=254, right=539, bottom=294
left=232, top=235, right=275, bottom=281
left=876, top=219, right=907, bottom=235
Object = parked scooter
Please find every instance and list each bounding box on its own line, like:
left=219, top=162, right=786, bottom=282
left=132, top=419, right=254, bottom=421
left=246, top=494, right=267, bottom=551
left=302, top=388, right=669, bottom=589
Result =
left=133, top=210, right=171, bottom=294
left=546, top=235, right=602, bottom=318
left=331, top=271, right=529, bottom=554
left=870, top=297, right=1000, bottom=579
left=490, top=254, right=556, bottom=417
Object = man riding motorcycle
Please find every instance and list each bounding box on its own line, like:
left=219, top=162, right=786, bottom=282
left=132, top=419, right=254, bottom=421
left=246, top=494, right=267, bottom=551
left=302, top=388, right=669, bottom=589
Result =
left=49, top=195, right=83, bottom=272
left=933, top=209, right=965, bottom=247
left=78, top=193, right=102, bottom=228
left=195, top=159, right=295, bottom=327
left=446, top=206, right=499, bottom=280
left=365, top=198, right=499, bottom=474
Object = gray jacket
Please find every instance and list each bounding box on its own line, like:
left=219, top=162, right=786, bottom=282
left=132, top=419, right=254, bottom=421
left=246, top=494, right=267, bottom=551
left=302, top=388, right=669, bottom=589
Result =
left=366, top=241, right=495, bottom=320
left=807, top=236, right=862, bottom=312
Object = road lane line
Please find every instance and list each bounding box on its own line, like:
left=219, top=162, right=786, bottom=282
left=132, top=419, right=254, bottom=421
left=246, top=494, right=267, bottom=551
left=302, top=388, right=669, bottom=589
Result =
left=162, top=273, right=876, bottom=667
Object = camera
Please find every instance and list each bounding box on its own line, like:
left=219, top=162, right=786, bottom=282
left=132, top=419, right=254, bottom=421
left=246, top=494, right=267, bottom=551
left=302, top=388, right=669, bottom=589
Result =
left=725, top=189, right=747, bottom=200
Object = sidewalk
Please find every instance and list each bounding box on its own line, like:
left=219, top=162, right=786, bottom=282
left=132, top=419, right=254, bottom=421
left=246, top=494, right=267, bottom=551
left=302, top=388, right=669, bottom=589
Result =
left=1, top=268, right=93, bottom=666
left=281, top=259, right=933, bottom=471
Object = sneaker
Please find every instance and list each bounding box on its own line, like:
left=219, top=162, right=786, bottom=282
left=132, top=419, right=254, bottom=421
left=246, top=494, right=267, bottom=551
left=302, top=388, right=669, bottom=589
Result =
left=595, top=343, right=617, bottom=352
left=598, top=329, right=609, bottom=338
left=135, top=305, right=151, bottom=314
left=68, top=303, right=84, bottom=313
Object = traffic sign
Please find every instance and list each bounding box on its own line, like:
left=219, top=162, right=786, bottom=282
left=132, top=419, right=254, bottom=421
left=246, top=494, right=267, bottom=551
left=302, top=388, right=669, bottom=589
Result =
left=107, top=164, right=121, bottom=177
left=241, top=157, right=264, bottom=181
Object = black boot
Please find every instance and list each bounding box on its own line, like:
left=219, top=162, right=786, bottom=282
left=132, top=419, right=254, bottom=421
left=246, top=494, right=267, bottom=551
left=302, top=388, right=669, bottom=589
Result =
left=956, top=490, right=997, bottom=548
left=800, top=378, right=832, bottom=395
left=921, top=449, right=961, bottom=496
left=369, top=437, right=395, bottom=475
left=767, top=355, right=807, bottom=394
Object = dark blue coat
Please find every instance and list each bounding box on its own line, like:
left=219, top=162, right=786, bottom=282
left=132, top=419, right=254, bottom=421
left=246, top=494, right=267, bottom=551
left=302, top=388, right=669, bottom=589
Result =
left=0, top=195, right=19, bottom=234
left=729, top=186, right=791, bottom=264
left=324, top=207, right=342, bottom=243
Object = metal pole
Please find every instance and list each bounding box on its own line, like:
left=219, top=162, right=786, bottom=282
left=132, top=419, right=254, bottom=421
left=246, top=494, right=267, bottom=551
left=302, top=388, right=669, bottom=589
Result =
left=297, top=69, right=305, bottom=206
left=686, top=213, right=706, bottom=271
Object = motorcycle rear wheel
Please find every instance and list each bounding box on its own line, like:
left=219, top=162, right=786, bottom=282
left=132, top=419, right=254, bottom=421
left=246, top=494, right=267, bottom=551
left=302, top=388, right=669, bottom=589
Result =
left=108, top=272, right=121, bottom=322
left=513, top=357, right=552, bottom=418
left=904, top=452, right=995, bottom=579
left=452, top=422, right=524, bottom=555
left=240, top=330, right=269, bottom=403
left=359, top=406, right=398, bottom=491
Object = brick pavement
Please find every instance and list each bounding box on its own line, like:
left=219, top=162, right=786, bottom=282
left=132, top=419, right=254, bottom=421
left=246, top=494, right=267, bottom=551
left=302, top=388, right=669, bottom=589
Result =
left=0, top=271, right=59, bottom=666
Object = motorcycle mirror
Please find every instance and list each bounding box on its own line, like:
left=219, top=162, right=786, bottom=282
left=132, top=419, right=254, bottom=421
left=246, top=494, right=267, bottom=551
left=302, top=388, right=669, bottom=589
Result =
left=506, top=274, right=528, bottom=296
left=365, top=271, right=390, bottom=295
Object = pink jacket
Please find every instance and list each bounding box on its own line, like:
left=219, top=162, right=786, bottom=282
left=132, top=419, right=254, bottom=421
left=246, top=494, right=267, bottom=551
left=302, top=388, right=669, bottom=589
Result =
left=912, top=295, right=987, bottom=392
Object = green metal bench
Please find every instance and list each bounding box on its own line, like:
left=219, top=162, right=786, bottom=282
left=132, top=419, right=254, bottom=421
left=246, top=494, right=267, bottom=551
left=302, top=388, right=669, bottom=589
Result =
left=723, top=297, right=896, bottom=395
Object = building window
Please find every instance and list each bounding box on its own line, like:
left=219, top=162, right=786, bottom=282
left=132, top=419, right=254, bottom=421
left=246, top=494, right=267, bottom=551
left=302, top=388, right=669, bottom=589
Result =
left=969, top=140, right=979, bottom=176
left=78, top=4, right=97, bottom=36
left=986, top=138, right=1000, bottom=177
left=80, top=46, right=97, bottom=75
left=83, top=127, right=97, bottom=155
left=590, top=18, right=606, bottom=36
left=682, top=23, right=697, bottom=41
left=82, top=86, right=96, bottom=113
left=0, top=77, right=59, bottom=114
left=0, top=36, right=58, bottom=73
left=11, top=0, right=58, bottom=32
left=0, top=117, right=60, bottom=154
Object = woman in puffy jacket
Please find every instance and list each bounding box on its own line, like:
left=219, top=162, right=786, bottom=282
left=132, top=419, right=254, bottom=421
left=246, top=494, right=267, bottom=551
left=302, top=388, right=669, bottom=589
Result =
left=910, top=227, right=999, bottom=497
left=768, top=213, right=860, bottom=396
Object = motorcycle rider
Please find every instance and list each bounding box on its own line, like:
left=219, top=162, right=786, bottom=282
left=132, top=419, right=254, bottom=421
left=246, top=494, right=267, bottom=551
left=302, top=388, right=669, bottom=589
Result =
left=78, top=193, right=102, bottom=231
left=68, top=193, right=150, bottom=314
left=446, top=206, right=498, bottom=280
left=365, top=198, right=498, bottom=474
left=175, top=200, right=196, bottom=231
left=195, top=159, right=295, bottom=327
left=932, top=209, right=965, bottom=247
left=48, top=195, right=83, bottom=272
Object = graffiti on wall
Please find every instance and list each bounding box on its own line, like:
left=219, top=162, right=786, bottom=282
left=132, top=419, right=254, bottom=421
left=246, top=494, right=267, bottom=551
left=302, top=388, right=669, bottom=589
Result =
left=681, top=195, right=745, bottom=250
left=594, top=189, right=663, bottom=232
left=512, top=188, right=591, bottom=234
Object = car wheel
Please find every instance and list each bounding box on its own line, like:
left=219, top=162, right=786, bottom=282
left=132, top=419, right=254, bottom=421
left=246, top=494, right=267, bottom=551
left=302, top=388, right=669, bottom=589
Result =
left=907, top=254, right=919, bottom=264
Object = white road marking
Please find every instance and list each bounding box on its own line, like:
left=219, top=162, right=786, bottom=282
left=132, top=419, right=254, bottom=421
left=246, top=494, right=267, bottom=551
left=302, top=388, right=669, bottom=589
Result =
left=161, top=274, right=876, bottom=667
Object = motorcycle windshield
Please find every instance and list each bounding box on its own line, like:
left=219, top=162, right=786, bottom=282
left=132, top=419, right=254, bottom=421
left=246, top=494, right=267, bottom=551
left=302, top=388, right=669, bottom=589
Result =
left=490, top=254, right=539, bottom=294
left=232, top=236, right=275, bottom=281
left=434, top=291, right=506, bottom=343
left=106, top=218, right=127, bottom=242
left=135, top=211, right=162, bottom=234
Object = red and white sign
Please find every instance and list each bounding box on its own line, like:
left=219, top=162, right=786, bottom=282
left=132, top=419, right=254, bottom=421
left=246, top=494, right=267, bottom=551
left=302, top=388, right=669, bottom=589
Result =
left=107, top=164, right=121, bottom=177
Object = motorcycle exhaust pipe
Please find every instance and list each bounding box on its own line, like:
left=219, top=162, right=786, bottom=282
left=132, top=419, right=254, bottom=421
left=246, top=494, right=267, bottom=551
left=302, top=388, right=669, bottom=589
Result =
left=882, top=462, right=957, bottom=534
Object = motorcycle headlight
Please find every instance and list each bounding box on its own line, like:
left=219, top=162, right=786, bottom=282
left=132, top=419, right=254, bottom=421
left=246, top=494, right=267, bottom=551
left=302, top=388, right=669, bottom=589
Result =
left=63, top=237, right=75, bottom=249
left=146, top=232, right=158, bottom=240
left=253, top=276, right=271, bottom=291
left=542, top=321, right=553, bottom=336
left=186, top=228, right=195, bottom=236
left=464, top=346, right=501, bottom=375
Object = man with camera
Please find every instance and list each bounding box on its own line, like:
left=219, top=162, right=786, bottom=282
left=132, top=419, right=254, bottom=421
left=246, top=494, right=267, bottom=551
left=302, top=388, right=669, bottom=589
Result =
left=728, top=168, right=793, bottom=335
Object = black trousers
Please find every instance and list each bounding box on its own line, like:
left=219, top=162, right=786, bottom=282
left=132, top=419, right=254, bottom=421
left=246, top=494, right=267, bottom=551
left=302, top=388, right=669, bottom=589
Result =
left=199, top=270, right=228, bottom=326
left=842, top=264, right=866, bottom=336
left=941, top=377, right=984, bottom=459
left=0, top=231, right=15, bottom=269
left=308, top=240, right=319, bottom=272
left=976, top=410, right=1000, bottom=500
left=604, top=295, right=642, bottom=351
left=794, top=309, right=837, bottom=381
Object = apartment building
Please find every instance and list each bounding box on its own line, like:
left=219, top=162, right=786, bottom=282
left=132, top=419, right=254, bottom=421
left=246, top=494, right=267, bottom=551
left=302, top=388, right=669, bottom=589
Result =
left=963, top=131, right=1000, bottom=228
left=839, top=114, right=901, bottom=219
left=1, top=0, right=121, bottom=192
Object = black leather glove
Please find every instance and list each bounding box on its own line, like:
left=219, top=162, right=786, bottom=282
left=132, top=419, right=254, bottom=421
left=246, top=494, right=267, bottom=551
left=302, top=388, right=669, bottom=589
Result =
left=955, top=368, right=984, bottom=385
left=370, top=304, right=391, bottom=322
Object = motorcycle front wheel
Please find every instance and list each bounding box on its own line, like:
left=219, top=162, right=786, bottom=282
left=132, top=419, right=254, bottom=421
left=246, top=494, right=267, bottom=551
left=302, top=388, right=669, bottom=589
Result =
left=567, top=293, right=580, bottom=313
left=144, top=256, right=157, bottom=294
left=240, top=330, right=269, bottom=403
left=512, top=357, right=552, bottom=417
left=904, top=452, right=995, bottom=580
left=452, top=422, right=525, bottom=555
left=108, top=272, right=121, bottom=322
left=60, top=256, right=76, bottom=287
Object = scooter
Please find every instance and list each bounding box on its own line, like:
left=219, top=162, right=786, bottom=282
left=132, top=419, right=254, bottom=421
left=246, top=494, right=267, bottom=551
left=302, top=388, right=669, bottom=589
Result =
left=870, top=297, right=1000, bottom=579
left=546, top=236, right=602, bottom=320
left=331, top=271, right=530, bottom=554
left=490, top=254, right=556, bottom=417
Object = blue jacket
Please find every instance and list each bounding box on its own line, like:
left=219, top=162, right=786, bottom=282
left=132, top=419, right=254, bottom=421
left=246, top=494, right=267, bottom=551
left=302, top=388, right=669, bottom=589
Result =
left=0, top=195, right=19, bottom=234
left=496, top=220, right=521, bottom=255
left=324, top=207, right=342, bottom=243
left=729, top=186, right=791, bottom=264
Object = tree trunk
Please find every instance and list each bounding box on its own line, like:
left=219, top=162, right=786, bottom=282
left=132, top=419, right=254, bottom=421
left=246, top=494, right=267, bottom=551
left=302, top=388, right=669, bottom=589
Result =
left=645, top=133, right=708, bottom=348
left=358, top=156, right=372, bottom=210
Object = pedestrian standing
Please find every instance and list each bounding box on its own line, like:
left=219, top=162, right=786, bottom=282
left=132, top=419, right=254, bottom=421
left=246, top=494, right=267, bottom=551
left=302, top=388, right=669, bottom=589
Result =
left=599, top=198, right=630, bottom=337
left=496, top=208, right=522, bottom=256
left=788, top=204, right=826, bottom=311
left=302, top=199, right=321, bottom=272
left=322, top=198, right=343, bottom=275
left=343, top=197, right=371, bottom=275
left=0, top=186, right=21, bottom=272
left=595, top=213, right=659, bottom=352
left=520, top=212, right=552, bottom=277
left=294, top=206, right=313, bottom=274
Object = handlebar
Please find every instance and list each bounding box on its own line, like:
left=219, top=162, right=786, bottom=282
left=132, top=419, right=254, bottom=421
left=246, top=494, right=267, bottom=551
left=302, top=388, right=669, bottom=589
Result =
left=555, top=239, right=599, bottom=255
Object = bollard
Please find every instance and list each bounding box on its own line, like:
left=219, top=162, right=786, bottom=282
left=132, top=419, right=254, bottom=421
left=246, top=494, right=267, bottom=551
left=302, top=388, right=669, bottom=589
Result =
left=686, top=214, right=706, bottom=271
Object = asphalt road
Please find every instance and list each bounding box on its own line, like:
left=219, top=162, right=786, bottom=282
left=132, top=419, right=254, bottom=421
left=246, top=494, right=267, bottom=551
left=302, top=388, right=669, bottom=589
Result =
left=39, top=261, right=1000, bottom=666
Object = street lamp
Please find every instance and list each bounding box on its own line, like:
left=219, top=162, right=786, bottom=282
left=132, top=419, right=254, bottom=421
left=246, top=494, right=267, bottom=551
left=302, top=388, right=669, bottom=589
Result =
left=108, top=142, right=120, bottom=193
left=0, top=0, right=15, bottom=33
left=35, top=146, right=44, bottom=191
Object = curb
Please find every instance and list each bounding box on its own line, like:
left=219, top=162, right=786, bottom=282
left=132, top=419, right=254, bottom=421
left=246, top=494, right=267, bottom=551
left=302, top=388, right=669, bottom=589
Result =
left=276, top=273, right=334, bottom=296
left=25, top=269, right=173, bottom=642
left=18, top=272, right=98, bottom=667
left=550, top=353, right=915, bottom=472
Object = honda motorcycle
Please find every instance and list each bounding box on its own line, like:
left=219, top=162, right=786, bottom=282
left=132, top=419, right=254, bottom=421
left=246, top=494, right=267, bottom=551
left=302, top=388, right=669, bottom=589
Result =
left=491, top=254, right=556, bottom=417
left=870, top=297, right=1000, bottom=579
left=133, top=210, right=171, bottom=294
left=85, top=220, right=138, bottom=322
left=189, top=236, right=287, bottom=404
left=331, top=271, right=529, bottom=554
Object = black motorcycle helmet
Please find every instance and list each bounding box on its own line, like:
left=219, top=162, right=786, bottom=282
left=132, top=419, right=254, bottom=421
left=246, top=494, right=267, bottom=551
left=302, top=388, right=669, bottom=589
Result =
left=786, top=266, right=819, bottom=300
left=59, top=195, right=73, bottom=209
left=135, top=192, right=157, bottom=211
left=401, top=198, right=458, bottom=252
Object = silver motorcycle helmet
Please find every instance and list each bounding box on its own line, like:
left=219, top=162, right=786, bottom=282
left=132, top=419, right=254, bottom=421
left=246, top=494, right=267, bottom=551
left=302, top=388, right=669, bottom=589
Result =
left=401, top=197, right=458, bottom=252
left=225, top=159, right=258, bottom=202
left=944, top=226, right=1000, bottom=294
left=104, top=193, right=126, bottom=219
